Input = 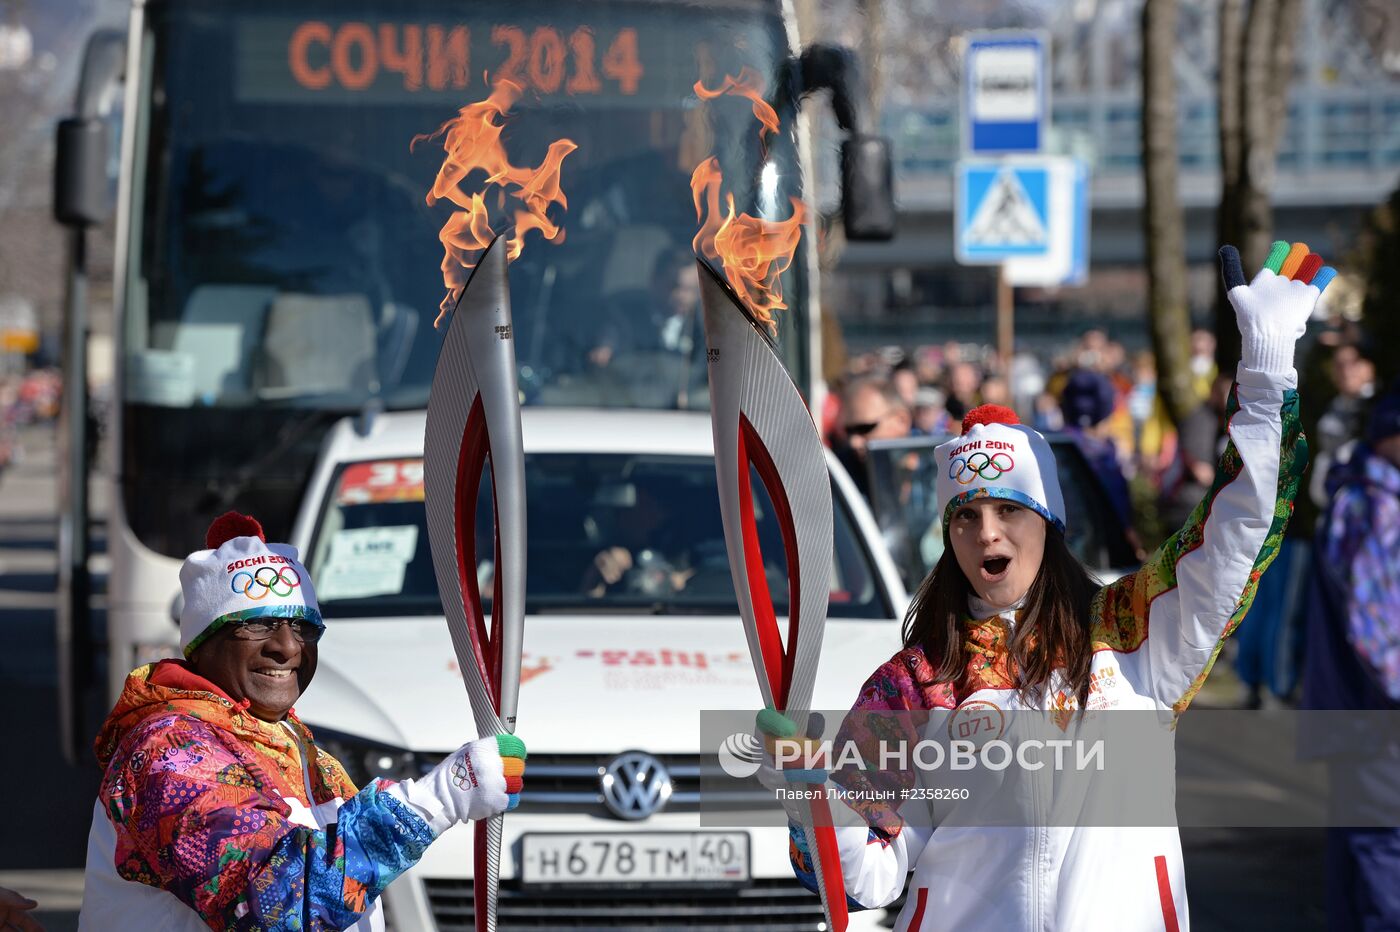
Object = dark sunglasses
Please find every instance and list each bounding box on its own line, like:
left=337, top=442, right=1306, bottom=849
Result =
left=228, top=617, right=325, bottom=644
left=843, top=421, right=881, bottom=437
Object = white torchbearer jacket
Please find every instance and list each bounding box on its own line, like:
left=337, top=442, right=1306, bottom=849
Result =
left=788, top=365, right=1305, bottom=931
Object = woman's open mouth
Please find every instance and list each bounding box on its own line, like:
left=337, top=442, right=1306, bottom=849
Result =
left=980, top=557, right=1011, bottom=582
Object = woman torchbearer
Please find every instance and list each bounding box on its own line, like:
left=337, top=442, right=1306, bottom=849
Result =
left=761, top=241, right=1337, bottom=931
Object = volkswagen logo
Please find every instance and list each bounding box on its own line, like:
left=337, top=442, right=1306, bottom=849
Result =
left=600, top=751, right=673, bottom=820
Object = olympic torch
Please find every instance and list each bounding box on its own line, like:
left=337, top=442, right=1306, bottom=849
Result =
left=697, top=259, right=848, bottom=932
left=422, top=234, right=526, bottom=932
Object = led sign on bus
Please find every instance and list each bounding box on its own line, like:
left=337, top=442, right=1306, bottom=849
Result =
left=284, top=21, right=642, bottom=97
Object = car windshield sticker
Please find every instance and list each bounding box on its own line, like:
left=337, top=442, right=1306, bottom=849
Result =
left=318, top=525, right=419, bottom=600
left=336, top=459, right=426, bottom=505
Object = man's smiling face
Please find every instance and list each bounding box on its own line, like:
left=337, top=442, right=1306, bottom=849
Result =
left=192, top=622, right=318, bottom=721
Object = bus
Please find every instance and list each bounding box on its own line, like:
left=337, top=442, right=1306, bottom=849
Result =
left=53, top=0, right=891, bottom=762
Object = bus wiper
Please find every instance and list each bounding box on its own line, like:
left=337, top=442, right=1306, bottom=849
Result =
left=355, top=397, right=385, bottom=437
left=199, top=407, right=335, bottom=514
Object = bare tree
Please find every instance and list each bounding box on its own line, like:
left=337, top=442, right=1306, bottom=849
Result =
left=1215, top=0, right=1302, bottom=371
left=856, top=0, right=886, bottom=126
left=1215, top=0, right=1244, bottom=359
left=1141, top=0, right=1195, bottom=425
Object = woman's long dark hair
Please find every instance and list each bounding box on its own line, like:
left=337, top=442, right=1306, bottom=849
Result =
left=901, top=529, right=1101, bottom=707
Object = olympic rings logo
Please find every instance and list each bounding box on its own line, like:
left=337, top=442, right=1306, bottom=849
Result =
left=231, top=566, right=302, bottom=600
left=949, top=451, right=1015, bottom=485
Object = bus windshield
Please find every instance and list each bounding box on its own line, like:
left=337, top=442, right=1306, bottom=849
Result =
left=122, top=0, right=810, bottom=554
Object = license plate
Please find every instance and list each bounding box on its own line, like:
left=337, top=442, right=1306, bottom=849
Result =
left=520, top=831, right=750, bottom=887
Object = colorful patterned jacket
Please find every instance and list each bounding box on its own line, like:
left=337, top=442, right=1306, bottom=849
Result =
left=1311, top=446, right=1400, bottom=704
left=80, top=660, right=436, bottom=931
left=787, top=366, right=1305, bottom=931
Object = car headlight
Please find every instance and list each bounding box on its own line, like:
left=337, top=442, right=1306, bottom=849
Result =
left=311, top=726, right=435, bottom=787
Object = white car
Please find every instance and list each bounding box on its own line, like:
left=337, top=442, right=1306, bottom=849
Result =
left=288, top=407, right=909, bottom=931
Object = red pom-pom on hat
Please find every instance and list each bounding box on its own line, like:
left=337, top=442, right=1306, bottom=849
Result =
left=205, top=511, right=266, bottom=550
left=961, top=404, right=1020, bottom=435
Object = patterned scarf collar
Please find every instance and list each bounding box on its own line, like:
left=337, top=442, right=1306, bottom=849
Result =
left=95, top=660, right=356, bottom=803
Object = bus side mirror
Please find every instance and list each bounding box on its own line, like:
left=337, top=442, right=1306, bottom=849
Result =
left=53, top=117, right=109, bottom=227
left=798, top=44, right=896, bottom=242
left=842, top=136, right=895, bottom=242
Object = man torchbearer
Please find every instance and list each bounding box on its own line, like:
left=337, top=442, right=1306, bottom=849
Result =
left=79, top=511, right=526, bottom=931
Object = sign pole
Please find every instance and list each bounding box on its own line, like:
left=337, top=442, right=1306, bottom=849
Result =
left=997, top=264, right=1014, bottom=369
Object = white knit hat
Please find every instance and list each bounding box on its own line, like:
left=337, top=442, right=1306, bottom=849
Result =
left=934, top=405, right=1066, bottom=534
left=180, top=512, right=323, bottom=658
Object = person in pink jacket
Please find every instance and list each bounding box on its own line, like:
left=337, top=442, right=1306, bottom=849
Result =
left=759, top=242, right=1336, bottom=930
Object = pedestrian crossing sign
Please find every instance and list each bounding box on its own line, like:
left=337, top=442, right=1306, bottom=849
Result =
left=955, top=160, right=1052, bottom=264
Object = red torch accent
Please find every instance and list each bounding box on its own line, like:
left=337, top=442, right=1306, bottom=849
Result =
left=451, top=395, right=505, bottom=711
left=736, top=414, right=847, bottom=932
left=736, top=414, right=800, bottom=704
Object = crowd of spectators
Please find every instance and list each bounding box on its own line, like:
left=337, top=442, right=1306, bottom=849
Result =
left=823, top=328, right=1218, bottom=537
left=0, top=366, right=60, bottom=477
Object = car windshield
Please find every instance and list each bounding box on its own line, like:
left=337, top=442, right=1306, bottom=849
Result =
left=863, top=436, right=1139, bottom=589
left=306, top=453, right=888, bottom=618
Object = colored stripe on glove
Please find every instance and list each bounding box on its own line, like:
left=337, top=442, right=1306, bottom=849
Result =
left=1219, top=245, right=1247, bottom=290
left=497, top=734, right=526, bottom=810
left=1294, top=253, right=1323, bottom=284
left=1263, top=240, right=1291, bottom=274
left=757, top=707, right=798, bottom=738
left=1219, top=242, right=1336, bottom=294
left=1278, top=242, right=1309, bottom=279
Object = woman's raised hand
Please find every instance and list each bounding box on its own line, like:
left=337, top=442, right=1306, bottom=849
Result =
left=1219, top=241, right=1336, bottom=375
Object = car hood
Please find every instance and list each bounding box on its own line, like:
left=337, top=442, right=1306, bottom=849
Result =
left=294, top=614, right=901, bottom=754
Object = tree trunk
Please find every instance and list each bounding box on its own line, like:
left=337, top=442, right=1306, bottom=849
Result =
left=1238, top=0, right=1279, bottom=279
left=857, top=0, right=886, bottom=128
left=1214, top=0, right=1245, bottom=372
left=790, top=0, right=819, bottom=45
left=1141, top=0, right=1195, bottom=426
left=1266, top=0, right=1303, bottom=158
left=1216, top=0, right=1301, bottom=373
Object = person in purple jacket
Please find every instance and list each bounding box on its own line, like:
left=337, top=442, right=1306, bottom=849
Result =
left=1302, top=377, right=1400, bottom=930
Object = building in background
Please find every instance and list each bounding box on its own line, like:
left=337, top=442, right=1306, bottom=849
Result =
left=811, top=0, right=1400, bottom=357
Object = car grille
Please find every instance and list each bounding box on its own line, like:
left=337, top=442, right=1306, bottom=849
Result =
left=518, top=753, right=767, bottom=817
left=423, top=877, right=830, bottom=930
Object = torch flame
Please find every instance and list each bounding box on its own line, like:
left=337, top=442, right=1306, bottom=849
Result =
left=415, top=79, right=577, bottom=325
left=690, top=73, right=806, bottom=332
left=693, top=67, right=779, bottom=143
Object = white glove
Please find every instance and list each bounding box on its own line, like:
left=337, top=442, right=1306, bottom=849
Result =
left=1220, top=241, right=1336, bottom=375
left=756, top=759, right=829, bottom=825
left=384, top=734, right=526, bottom=834
left=755, top=709, right=829, bottom=825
